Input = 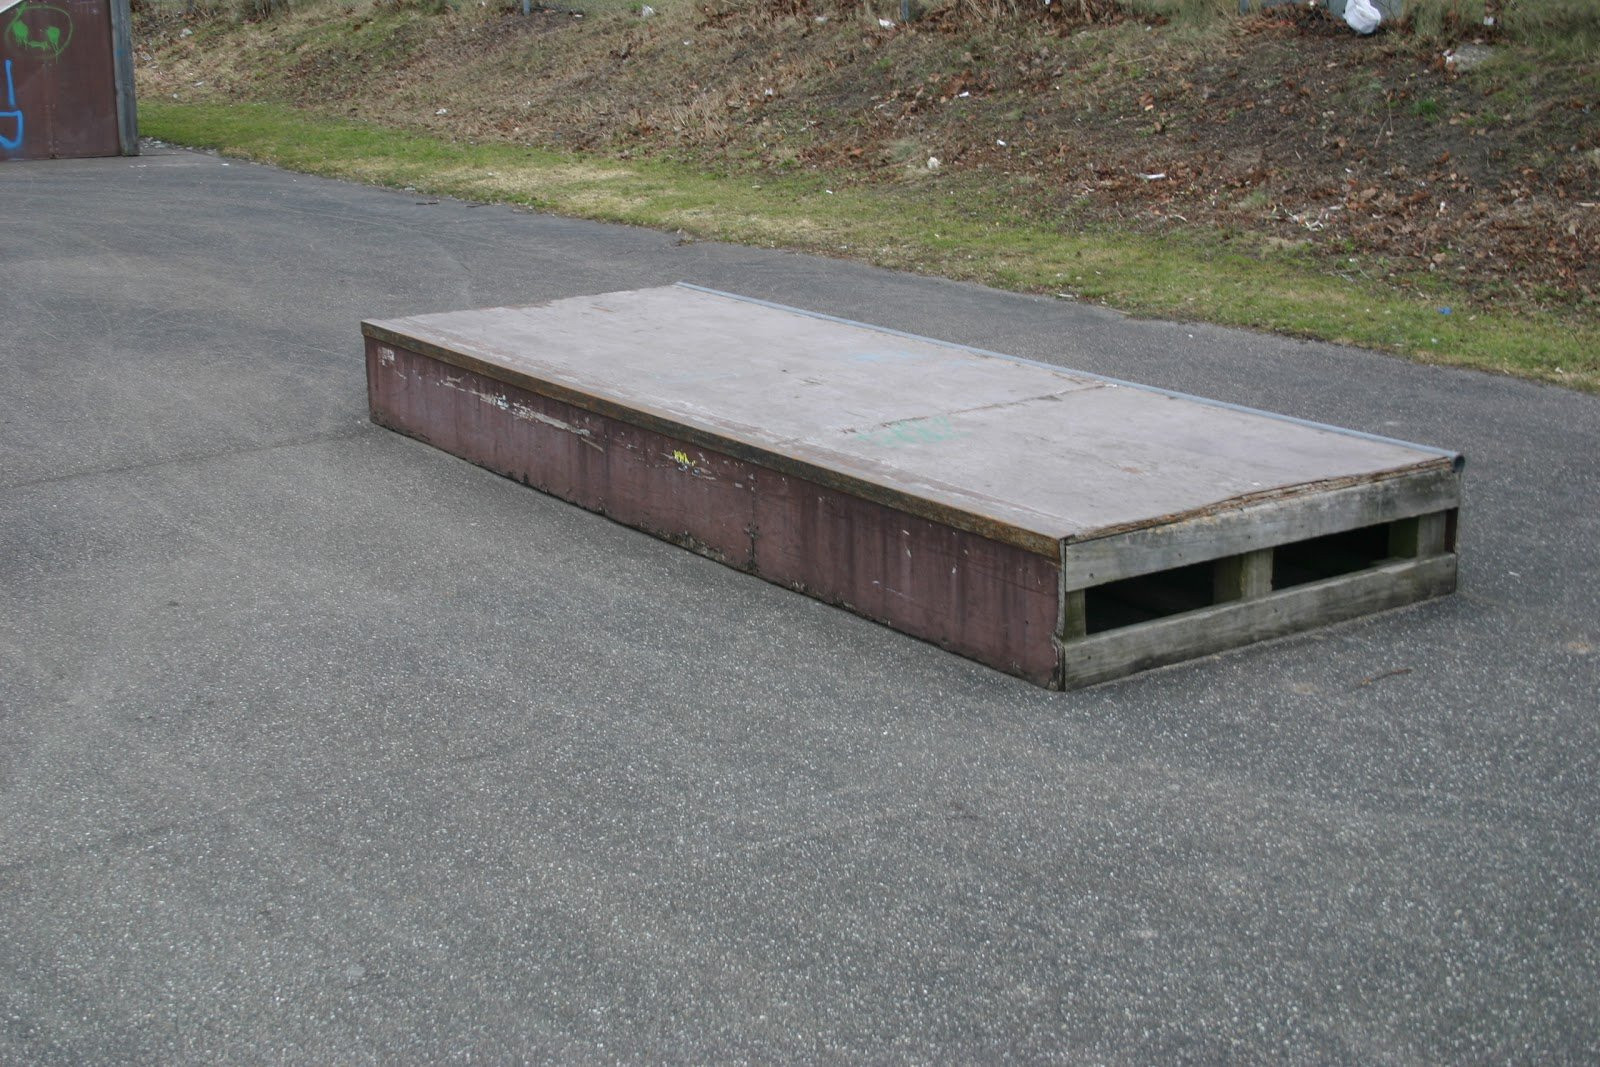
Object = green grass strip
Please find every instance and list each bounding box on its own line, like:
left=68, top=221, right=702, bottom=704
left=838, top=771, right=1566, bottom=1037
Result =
left=143, top=99, right=1598, bottom=391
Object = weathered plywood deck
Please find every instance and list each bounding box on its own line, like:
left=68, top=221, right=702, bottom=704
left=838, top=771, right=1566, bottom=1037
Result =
left=364, top=284, right=1462, bottom=688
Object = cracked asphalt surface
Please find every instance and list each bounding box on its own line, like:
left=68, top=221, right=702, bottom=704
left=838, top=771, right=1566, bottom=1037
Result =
left=2, top=145, right=1597, bottom=1061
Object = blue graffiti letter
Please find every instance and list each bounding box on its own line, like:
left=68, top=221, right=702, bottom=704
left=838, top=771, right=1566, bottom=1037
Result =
left=0, top=59, right=23, bottom=151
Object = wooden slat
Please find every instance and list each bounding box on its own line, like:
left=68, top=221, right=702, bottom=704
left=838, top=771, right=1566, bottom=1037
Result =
left=1388, top=511, right=1450, bottom=558
left=1214, top=548, right=1274, bottom=602
left=1058, top=555, right=1457, bottom=689
left=110, top=0, right=140, bottom=156
left=1059, top=468, right=1460, bottom=589
left=1060, top=588, right=1088, bottom=641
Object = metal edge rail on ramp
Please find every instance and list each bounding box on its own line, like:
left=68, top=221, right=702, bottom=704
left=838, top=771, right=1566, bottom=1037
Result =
left=362, top=284, right=1462, bottom=689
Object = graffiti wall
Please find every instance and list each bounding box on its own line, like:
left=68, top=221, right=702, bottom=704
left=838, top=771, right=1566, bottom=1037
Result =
left=1, top=0, right=137, bottom=160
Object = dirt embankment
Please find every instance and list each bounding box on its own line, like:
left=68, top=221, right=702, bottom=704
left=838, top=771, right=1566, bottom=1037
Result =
left=137, top=1, right=1599, bottom=307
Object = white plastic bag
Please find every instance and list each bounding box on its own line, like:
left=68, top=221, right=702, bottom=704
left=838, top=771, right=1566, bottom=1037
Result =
left=1344, top=0, right=1383, bottom=35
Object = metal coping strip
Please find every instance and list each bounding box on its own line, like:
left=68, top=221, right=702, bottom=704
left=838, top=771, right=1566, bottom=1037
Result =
left=674, top=282, right=1464, bottom=470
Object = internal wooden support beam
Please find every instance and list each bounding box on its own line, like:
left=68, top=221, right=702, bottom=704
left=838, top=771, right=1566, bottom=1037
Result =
left=1389, top=511, right=1451, bottom=559
left=1214, top=548, right=1275, bottom=603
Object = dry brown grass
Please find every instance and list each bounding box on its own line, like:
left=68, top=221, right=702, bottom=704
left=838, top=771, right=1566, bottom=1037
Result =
left=136, top=0, right=1600, bottom=316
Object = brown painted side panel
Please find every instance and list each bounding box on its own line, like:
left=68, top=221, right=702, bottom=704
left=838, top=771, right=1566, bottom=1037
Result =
left=752, top=478, right=1061, bottom=685
left=367, top=338, right=757, bottom=566
left=2, top=0, right=121, bottom=160
left=367, top=339, right=1062, bottom=686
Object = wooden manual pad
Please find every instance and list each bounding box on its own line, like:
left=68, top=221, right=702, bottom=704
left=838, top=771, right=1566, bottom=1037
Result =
left=363, top=284, right=1462, bottom=688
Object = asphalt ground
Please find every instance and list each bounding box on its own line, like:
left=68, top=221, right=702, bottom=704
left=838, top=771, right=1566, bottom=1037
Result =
left=2, top=146, right=1597, bottom=1062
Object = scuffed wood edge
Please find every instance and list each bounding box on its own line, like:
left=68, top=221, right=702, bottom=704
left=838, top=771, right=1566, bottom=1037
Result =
left=1059, top=467, right=1461, bottom=589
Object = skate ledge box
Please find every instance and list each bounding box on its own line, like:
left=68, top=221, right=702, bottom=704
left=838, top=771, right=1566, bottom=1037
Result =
left=363, top=284, right=1462, bottom=688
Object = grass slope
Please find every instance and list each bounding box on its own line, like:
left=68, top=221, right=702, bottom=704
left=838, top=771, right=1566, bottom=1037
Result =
left=135, top=0, right=1600, bottom=390
left=142, top=98, right=1599, bottom=390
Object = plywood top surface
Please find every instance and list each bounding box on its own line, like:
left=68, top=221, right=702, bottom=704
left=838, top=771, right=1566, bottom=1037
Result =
left=364, top=285, right=1452, bottom=546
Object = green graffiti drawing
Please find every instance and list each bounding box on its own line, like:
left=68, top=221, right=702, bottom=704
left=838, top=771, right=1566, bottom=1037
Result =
left=6, top=4, right=73, bottom=60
